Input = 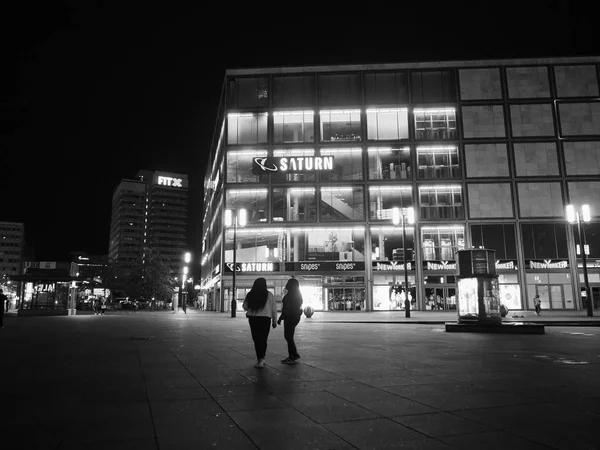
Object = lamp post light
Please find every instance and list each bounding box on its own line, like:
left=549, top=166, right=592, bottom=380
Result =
left=176, top=252, right=191, bottom=314
left=225, top=208, right=247, bottom=317
left=566, top=204, right=593, bottom=317
left=392, top=206, right=415, bottom=318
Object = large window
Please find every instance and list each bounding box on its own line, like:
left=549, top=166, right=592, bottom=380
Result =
left=319, top=148, right=363, bottom=181
left=368, top=147, right=412, bottom=180
left=417, top=146, right=460, bottom=179
left=272, top=187, right=316, bottom=222
left=227, top=76, right=268, bottom=108
left=225, top=189, right=268, bottom=224
left=470, top=224, right=517, bottom=259
left=366, top=108, right=409, bottom=140
left=364, top=71, right=409, bottom=104
left=227, top=113, right=268, bottom=144
left=290, top=227, right=365, bottom=262
left=320, top=187, right=365, bottom=221
left=411, top=70, right=456, bottom=103
left=273, top=74, right=315, bottom=107
left=371, top=226, right=415, bottom=262
left=224, top=228, right=283, bottom=264
left=421, top=226, right=465, bottom=261
left=419, top=185, right=463, bottom=219
left=226, top=150, right=268, bottom=183
left=273, top=111, right=314, bottom=143
left=368, top=186, right=413, bottom=220
left=320, top=109, right=362, bottom=142
left=521, top=223, right=568, bottom=259
left=272, top=149, right=316, bottom=182
left=414, top=108, right=457, bottom=140
left=318, top=73, right=361, bottom=106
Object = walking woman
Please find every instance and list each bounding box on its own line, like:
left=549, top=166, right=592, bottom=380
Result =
left=277, top=278, right=303, bottom=364
left=243, top=277, right=278, bottom=368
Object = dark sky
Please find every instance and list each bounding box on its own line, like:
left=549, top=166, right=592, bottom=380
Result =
left=8, top=1, right=598, bottom=261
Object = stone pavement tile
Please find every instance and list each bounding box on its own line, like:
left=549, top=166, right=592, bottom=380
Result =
left=195, top=374, right=255, bottom=388
left=203, top=383, right=271, bottom=398
left=230, top=408, right=350, bottom=450
left=359, top=396, right=438, bottom=417
left=438, top=430, right=562, bottom=450
left=313, top=380, right=396, bottom=404
left=279, top=391, right=381, bottom=423
left=144, top=376, right=202, bottom=390
left=59, top=438, right=159, bottom=450
left=146, top=386, right=211, bottom=401
left=149, top=397, right=225, bottom=420
left=401, top=391, right=537, bottom=411
left=508, top=423, right=599, bottom=450
left=325, top=418, right=450, bottom=450
left=81, top=384, right=149, bottom=403
left=269, top=363, right=348, bottom=382
left=357, top=374, right=455, bottom=388
left=391, top=412, right=496, bottom=437
left=6, top=423, right=62, bottom=450
left=216, top=393, right=289, bottom=412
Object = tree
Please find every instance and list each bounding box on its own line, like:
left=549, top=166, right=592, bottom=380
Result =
left=127, top=248, right=176, bottom=302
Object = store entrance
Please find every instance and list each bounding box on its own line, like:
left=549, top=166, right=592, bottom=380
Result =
left=326, top=287, right=366, bottom=311
left=425, top=286, right=456, bottom=310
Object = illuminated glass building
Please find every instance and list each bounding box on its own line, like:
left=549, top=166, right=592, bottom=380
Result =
left=200, top=56, right=600, bottom=314
left=109, top=170, right=189, bottom=276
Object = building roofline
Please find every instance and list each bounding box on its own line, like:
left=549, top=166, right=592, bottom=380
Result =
left=225, top=55, right=600, bottom=76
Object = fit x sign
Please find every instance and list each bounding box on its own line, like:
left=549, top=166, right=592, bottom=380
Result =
left=157, top=176, right=183, bottom=187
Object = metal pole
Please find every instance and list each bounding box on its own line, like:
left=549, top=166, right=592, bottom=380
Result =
left=402, top=213, right=410, bottom=318
left=578, top=214, right=593, bottom=317
left=231, top=216, right=237, bottom=317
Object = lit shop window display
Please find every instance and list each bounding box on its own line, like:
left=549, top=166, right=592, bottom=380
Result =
left=368, top=147, right=411, bottom=180
left=271, top=149, right=317, bottom=182
left=366, top=108, right=409, bottom=140
left=372, top=274, right=416, bottom=311
left=227, top=112, right=268, bottom=144
left=371, top=225, right=415, bottom=262
left=272, top=187, right=316, bottom=222
left=273, top=110, right=314, bottom=143
left=319, top=148, right=363, bottom=181
left=414, top=108, right=457, bottom=140
left=320, top=187, right=365, bottom=221
left=417, top=146, right=460, bottom=179
left=320, top=109, right=362, bottom=141
left=225, top=189, right=268, bottom=223
left=368, top=186, right=413, bottom=220
left=291, top=227, right=365, bottom=262
left=421, top=226, right=465, bottom=261
left=227, top=149, right=268, bottom=183
left=419, top=185, right=463, bottom=219
left=224, top=228, right=284, bottom=265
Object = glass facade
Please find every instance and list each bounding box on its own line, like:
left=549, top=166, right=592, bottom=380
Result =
left=202, top=57, right=600, bottom=314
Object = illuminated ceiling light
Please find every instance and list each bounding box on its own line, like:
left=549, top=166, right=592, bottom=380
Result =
left=366, top=108, right=408, bottom=113
left=369, top=186, right=412, bottom=192
left=228, top=189, right=268, bottom=195
left=413, top=107, right=456, bottom=114
left=320, top=109, right=361, bottom=115
left=419, top=185, right=462, bottom=191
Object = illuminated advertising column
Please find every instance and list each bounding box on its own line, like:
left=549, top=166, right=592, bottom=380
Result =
left=455, top=249, right=501, bottom=324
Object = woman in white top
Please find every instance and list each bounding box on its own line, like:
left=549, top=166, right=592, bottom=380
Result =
left=243, top=277, right=278, bottom=368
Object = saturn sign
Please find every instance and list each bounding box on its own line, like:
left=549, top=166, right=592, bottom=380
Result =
left=252, top=156, right=334, bottom=174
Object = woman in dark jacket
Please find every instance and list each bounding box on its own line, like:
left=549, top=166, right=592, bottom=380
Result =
left=277, top=278, right=303, bottom=364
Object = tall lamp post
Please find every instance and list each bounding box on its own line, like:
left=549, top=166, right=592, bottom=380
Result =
left=392, top=206, right=415, bottom=318
left=225, top=208, right=247, bottom=317
left=566, top=204, right=593, bottom=317
left=176, top=252, right=190, bottom=313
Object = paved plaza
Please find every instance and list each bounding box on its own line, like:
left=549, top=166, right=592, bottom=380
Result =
left=1, top=310, right=599, bottom=449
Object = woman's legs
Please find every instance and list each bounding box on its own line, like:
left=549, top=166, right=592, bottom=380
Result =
left=248, top=316, right=272, bottom=360
left=284, top=316, right=301, bottom=359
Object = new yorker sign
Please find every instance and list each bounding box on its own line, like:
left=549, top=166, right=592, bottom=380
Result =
left=252, top=156, right=335, bottom=174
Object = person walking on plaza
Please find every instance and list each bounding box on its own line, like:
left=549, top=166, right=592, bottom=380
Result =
left=243, top=277, right=277, bottom=369
left=181, top=296, right=187, bottom=314
left=0, top=289, right=7, bottom=328
left=534, top=294, right=542, bottom=316
left=277, top=278, right=303, bottom=364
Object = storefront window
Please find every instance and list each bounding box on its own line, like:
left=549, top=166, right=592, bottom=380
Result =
left=419, top=185, right=463, bottom=219
left=273, top=74, right=315, bottom=107
left=272, top=187, right=316, bottom=222
left=227, top=76, right=269, bottom=108
left=368, top=147, right=412, bottom=180
left=320, top=109, right=362, bottom=142
left=225, top=189, right=268, bottom=224
left=320, top=187, right=365, bottom=221
left=417, top=146, right=460, bottom=179
left=227, top=113, right=268, bottom=145
left=470, top=224, right=517, bottom=259
left=366, top=108, right=409, bottom=140
left=273, top=111, right=314, bottom=143
left=521, top=223, right=568, bottom=259
left=411, top=70, right=456, bottom=103
left=414, top=108, right=457, bottom=140
left=319, top=148, right=363, bottom=181
left=368, top=186, right=413, bottom=220
left=226, top=150, right=268, bottom=183
left=370, top=226, right=415, bottom=262
left=498, top=274, right=521, bottom=310
left=289, top=227, right=365, bottom=262
left=272, top=149, right=316, bottom=182
left=373, top=274, right=416, bottom=311
left=364, top=71, right=409, bottom=104
left=421, top=226, right=465, bottom=261
left=224, top=228, right=285, bottom=264
left=318, top=73, right=361, bottom=106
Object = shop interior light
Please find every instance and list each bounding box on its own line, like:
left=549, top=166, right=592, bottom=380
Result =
left=582, top=204, right=591, bottom=222
left=228, top=150, right=267, bottom=156
left=321, top=187, right=353, bottom=192
left=320, top=148, right=362, bottom=154
left=413, top=107, right=456, bottom=114
left=273, top=110, right=313, bottom=116
left=274, top=248, right=279, bottom=258
left=320, top=109, right=361, bottom=115
left=417, top=146, right=458, bottom=152
left=274, top=149, right=314, bottom=156
left=421, top=225, right=464, bottom=232
left=228, top=189, right=268, bottom=195
left=288, top=188, right=315, bottom=194
left=366, top=108, right=408, bottom=113
left=370, top=185, right=412, bottom=192
left=264, top=247, right=270, bottom=258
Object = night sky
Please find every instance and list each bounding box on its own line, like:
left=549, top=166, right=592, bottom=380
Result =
left=9, top=2, right=598, bottom=261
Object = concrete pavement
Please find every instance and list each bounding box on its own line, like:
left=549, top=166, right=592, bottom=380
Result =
left=1, top=309, right=598, bottom=449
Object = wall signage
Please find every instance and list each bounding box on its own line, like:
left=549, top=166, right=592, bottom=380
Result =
left=252, top=156, right=335, bottom=174
left=372, top=261, right=413, bottom=271
left=285, top=261, right=365, bottom=272
left=225, top=262, right=279, bottom=273
left=578, top=260, right=600, bottom=269
left=526, top=260, right=569, bottom=270
left=157, top=176, right=183, bottom=187
left=423, top=260, right=456, bottom=271
left=495, top=260, right=518, bottom=270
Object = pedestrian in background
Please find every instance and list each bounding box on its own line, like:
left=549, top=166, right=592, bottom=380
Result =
left=534, top=294, right=542, bottom=316
left=243, top=277, right=278, bottom=369
left=0, top=288, right=7, bottom=328
left=181, top=296, right=187, bottom=314
left=277, top=278, right=303, bottom=364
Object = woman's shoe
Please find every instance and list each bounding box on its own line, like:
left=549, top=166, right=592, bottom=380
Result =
left=254, top=359, right=265, bottom=369
left=281, top=358, right=296, bottom=364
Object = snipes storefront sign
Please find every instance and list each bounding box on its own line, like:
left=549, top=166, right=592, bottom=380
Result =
left=252, top=156, right=335, bottom=174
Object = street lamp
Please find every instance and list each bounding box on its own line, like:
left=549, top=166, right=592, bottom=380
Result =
left=225, top=208, right=247, bottom=317
left=566, top=204, right=593, bottom=317
left=176, top=252, right=191, bottom=313
left=392, top=206, right=415, bottom=318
